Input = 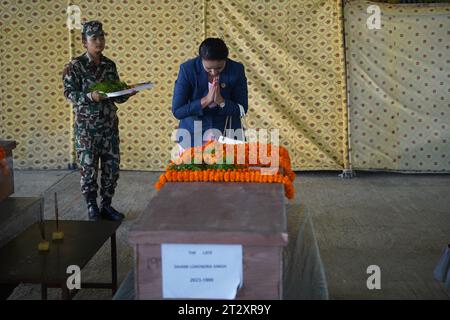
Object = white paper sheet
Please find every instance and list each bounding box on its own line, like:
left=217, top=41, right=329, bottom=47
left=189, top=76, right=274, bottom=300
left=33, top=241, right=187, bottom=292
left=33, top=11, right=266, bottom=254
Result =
left=105, top=82, right=153, bottom=97
left=161, top=244, right=243, bottom=299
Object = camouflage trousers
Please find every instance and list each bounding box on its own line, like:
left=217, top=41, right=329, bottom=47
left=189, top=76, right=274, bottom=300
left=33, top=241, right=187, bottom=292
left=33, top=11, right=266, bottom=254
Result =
left=75, top=120, right=120, bottom=199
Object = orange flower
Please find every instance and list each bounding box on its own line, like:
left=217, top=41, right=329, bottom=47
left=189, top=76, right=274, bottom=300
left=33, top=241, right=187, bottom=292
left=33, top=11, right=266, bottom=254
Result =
left=157, top=143, right=295, bottom=199
left=154, top=181, right=163, bottom=190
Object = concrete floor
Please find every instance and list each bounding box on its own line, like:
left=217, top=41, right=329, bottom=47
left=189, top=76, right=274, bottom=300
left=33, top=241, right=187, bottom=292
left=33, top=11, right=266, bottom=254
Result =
left=296, top=171, right=449, bottom=299
left=6, top=169, right=450, bottom=299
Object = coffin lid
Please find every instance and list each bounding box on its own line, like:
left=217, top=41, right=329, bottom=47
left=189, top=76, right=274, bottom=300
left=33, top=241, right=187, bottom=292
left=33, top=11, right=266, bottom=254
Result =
left=129, top=182, right=288, bottom=247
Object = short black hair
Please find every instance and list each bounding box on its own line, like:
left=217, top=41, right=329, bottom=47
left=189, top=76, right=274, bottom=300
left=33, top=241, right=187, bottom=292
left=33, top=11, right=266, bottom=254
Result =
left=199, top=38, right=229, bottom=60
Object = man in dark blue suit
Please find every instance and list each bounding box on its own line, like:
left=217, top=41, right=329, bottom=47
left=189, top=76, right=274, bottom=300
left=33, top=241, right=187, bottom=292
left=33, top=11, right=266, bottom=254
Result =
left=172, top=38, right=248, bottom=150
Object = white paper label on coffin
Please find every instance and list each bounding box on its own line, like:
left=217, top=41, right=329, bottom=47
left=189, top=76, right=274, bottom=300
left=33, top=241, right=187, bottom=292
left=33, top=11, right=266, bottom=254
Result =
left=104, top=82, right=154, bottom=98
left=161, top=244, right=243, bottom=299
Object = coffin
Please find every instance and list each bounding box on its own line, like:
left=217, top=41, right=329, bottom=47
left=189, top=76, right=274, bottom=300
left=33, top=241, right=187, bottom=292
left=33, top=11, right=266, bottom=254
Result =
left=0, top=140, right=17, bottom=202
left=129, top=182, right=288, bottom=299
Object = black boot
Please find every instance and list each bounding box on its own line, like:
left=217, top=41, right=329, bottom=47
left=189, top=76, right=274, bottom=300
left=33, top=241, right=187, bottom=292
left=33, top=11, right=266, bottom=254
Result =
left=85, top=191, right=100, bottom=221
left=100, top=197, right=125, bottom=221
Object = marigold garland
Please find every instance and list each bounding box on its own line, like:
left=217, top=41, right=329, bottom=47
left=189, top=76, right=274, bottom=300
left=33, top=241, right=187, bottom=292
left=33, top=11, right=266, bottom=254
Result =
left=155, top=142, right=296, bottom=199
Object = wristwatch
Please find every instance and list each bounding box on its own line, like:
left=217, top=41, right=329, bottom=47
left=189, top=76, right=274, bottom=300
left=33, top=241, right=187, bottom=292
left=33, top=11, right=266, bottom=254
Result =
left=219, top=101, right=226, bottom=108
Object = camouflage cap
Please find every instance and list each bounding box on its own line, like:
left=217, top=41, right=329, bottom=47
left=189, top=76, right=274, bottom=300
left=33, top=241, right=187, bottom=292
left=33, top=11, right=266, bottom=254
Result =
left=82, top=20, right=105, bottom=37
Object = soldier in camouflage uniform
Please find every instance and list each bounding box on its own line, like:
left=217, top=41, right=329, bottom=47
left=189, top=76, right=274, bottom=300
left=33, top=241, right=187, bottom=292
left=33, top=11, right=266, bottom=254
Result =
left=63, top=21, right=135, bottom=221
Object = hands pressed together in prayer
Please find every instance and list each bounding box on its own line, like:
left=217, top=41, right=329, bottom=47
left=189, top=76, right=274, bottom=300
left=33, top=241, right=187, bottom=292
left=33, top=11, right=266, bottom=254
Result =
left=201, top=76, right=224, bottom=109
